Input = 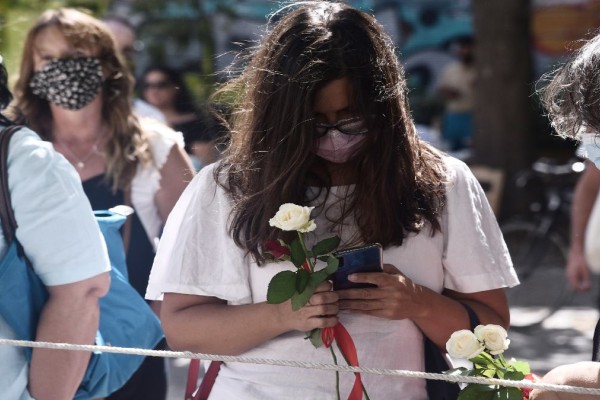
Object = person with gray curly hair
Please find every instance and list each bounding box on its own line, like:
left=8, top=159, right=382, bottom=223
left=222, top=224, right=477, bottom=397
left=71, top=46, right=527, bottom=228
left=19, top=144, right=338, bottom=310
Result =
left=531, top=32, right=600, bottom=400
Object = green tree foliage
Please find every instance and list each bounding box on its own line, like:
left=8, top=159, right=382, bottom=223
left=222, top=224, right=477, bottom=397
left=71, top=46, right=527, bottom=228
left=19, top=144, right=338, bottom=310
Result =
left=130, top=0, right=239, bottom=101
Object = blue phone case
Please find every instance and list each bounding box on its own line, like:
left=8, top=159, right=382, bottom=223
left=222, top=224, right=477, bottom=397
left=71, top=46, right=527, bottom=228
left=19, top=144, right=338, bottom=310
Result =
left=332, top=243, right=383, bottom=290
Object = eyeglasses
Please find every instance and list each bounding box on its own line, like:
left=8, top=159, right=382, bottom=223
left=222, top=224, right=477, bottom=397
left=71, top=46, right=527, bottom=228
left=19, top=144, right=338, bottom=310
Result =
left=142, top=80, right=172, bottom=90
left=315, top=116, right=368, bottom=138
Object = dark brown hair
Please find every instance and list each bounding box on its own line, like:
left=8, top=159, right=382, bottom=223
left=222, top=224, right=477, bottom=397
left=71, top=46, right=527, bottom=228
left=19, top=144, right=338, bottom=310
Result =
left=214, top=1, right=447, bottom=263
left=0, top=60, right=13, bottom=125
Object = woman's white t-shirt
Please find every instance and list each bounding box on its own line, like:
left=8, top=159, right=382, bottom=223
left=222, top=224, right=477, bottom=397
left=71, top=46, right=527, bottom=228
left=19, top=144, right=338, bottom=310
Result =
left=146, top=156, right=518, bottom=400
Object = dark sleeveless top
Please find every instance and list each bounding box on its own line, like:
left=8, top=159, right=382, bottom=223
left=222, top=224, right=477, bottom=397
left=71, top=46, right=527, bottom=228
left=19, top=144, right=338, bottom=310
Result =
left=594, top=321, right=600, bottom=361
left=82, top=174, right=155, bottom=298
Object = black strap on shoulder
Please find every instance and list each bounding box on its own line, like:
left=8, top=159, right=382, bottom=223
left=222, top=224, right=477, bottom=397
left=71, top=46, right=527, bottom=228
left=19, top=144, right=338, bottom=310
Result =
left=424, top=302, right=481, bottom=400
left=0, top=125, right=23, bottom=245
left=462, top=302, right=481, bottom=329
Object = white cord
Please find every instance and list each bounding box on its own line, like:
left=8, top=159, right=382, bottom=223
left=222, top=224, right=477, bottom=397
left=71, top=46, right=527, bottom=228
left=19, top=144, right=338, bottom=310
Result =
left=2, top=338, right=600, bottom=396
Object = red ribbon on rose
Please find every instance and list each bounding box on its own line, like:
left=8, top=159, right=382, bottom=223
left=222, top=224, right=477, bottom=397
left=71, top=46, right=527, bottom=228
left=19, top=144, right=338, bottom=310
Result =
left=265, top=204, right=369, bottom=399
left=321, top=324, right=364, bottom=400
left=522, top=373, right=541, bottom=399
left=263, top=240, right=290, bottom=260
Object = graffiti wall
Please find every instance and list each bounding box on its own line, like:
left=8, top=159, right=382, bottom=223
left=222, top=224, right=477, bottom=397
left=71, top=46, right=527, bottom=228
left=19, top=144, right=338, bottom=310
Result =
left=205, top=0, right=472, bottom=96
left=532, top=0, right=600, bottom=76
left=133, top=0, right=600, bottom=121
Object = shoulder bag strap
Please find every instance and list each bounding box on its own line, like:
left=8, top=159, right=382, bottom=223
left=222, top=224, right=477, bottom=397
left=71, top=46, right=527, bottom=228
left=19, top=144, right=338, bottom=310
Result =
left=462, top=302, right=480, bottom=329
left=185, top=359, right=222, bottom=400
left=0, top=125, right=23, bottom=245
left=121, top=186, right=133, bottom=253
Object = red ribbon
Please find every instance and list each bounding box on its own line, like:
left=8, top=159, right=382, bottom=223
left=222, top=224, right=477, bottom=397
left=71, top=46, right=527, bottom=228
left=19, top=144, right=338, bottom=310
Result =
left=522, top=373, right=541, bottom=400
left=321, top=323, right=364, bottom=400
left=321, top=326, right=335, bottom=348
left=263, top=240, right=290, bottom=259
left=301, top=260, right=311, bottom=273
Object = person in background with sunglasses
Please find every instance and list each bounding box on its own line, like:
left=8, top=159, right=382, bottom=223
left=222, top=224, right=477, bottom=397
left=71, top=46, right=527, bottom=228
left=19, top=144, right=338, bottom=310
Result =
left=141, top=66, right=224, bottom=170
left=146, top=2, right=517, bottom=399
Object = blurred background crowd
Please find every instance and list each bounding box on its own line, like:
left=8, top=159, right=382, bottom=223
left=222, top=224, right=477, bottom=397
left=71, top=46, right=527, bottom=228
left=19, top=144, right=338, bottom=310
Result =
left=1, top=0, right=592, bottom=218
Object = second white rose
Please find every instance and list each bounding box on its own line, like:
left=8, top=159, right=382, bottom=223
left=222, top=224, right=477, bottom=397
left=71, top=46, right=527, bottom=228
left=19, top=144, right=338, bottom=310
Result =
left=474, top=324, right=510, bottom=355
left=445, top=330, right=484, bottom=359
left=269, top=203, right=316, bottom=232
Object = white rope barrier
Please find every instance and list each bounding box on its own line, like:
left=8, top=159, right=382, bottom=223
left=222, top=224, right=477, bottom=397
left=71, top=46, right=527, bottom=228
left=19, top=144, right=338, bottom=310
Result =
left=2, top=338, right=600, bottom=396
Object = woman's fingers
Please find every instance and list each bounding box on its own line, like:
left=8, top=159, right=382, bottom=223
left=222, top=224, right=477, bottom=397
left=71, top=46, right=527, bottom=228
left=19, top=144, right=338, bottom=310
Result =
left=382, top=263, right=400, bottom=274
left=314, top=280, right=333, bottom=293
left=309, top=289, right=338, bottom=305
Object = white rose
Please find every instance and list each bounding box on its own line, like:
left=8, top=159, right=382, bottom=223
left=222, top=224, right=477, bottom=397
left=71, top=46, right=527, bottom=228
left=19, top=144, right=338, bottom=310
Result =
left=474, top=324, right=510, bottom=355
left=269, top=203, right=316, bottom=232
left=446, top=330, right=485, bottom=359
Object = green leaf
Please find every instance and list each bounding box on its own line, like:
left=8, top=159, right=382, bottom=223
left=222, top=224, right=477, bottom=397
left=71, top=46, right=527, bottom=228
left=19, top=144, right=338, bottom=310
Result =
left=311, top=236, right=341, bottom=256
left=296, top=269, right=310, bottom=293
left=483, top=369, right=497, bottom=379
left=494, top=388, right=507, bottom=400
left=290, top=239, right=305, bottom=270
left=503, top=370, right=524, bottom=381
left=291, top=284, right=317, bottom=310
left=306, top=328, right=323, bottom=348
left=506, top=387, right=524, bottom=400
left=267, top=271, right=298, bottom=304
left=308, top=268, right=331, bottom=285
left=466, top=368, right=488, bottom=377
left=323, top=255, right=339, bottom=275
left=470, top=354, right=493, bottom=368
left=475, top=384, right=500, bottom=392
left=508, top=360, right=530, bottom=375
left=458, top=384, right=496, bottom=400
left=494, top=387, right=522, bottom=400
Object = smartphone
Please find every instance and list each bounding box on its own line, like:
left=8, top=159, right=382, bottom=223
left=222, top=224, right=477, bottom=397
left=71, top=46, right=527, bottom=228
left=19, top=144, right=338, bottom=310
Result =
left=331, top=243, right=383, bottom=290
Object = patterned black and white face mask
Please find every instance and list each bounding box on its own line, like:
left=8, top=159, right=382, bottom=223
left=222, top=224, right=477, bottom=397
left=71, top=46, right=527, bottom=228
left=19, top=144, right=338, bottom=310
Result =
left=29, top=56, right=103, bottom=110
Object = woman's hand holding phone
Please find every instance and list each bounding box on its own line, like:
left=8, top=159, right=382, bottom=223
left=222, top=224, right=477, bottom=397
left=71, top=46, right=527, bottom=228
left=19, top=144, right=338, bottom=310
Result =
left=331, top=243, right=384, bottom=290
left=337, top=263, right=427, bottom=321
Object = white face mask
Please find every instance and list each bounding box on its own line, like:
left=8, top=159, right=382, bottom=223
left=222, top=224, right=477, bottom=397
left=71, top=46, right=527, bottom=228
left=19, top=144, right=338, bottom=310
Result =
left=582, top=133, right=600, bottom=168
left=314, top=117, right=368, bottom=164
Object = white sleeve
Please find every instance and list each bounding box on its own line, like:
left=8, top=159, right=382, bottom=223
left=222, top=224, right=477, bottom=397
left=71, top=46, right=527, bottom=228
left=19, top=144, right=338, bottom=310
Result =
left=441, top=157, right=519, bottom=292
left=130, top=119, right=185, bottom=249
left=146, top=163, right=252, bottom=304
left=7, top=128, right=110, bottom=286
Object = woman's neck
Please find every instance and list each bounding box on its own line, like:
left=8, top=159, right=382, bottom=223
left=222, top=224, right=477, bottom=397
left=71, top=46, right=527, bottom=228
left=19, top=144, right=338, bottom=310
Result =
left=307, top=159, right=357, bottom=186
left=327, top=160, right=358, bottom=186
left=50, top=98, right=104, bottom=143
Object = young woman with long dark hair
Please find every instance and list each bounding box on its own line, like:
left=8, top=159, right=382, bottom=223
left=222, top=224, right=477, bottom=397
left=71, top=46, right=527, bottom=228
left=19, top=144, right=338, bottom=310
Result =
left=148, top=2, right=517, bottom=398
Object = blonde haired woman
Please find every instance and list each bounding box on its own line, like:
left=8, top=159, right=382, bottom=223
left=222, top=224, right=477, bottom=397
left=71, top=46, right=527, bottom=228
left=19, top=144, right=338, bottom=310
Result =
left=9, top=8, right=195, bottom=399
